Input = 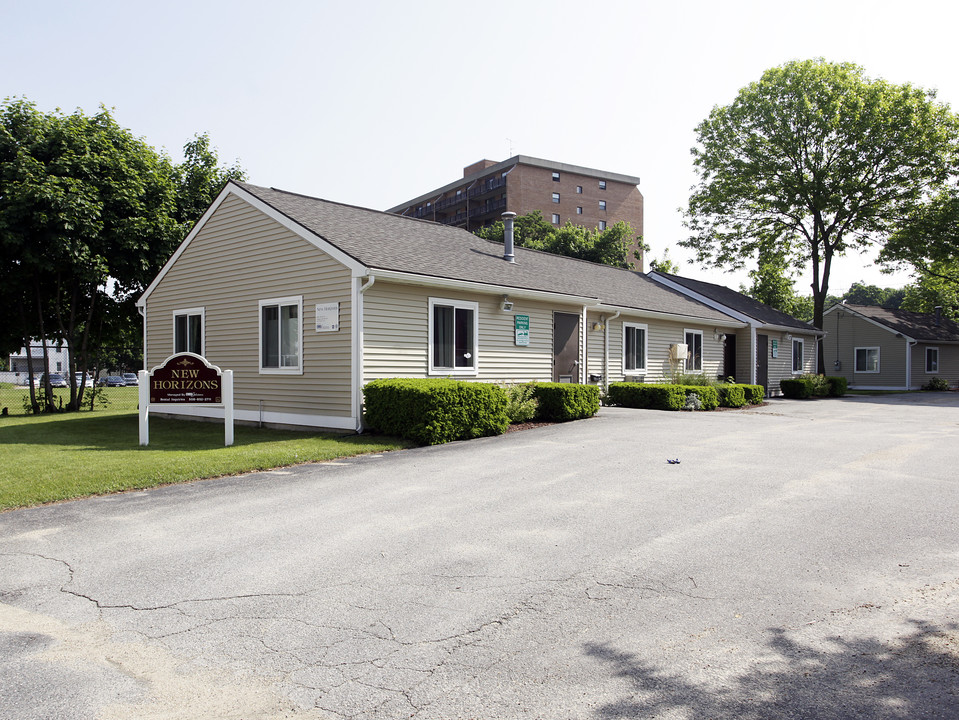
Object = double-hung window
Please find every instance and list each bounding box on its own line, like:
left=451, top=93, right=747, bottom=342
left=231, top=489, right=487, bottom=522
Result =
left=684, top=330, right=703, bottom=372
left=429, top=298, right=478, bottom=375
left=926, top=347, right=939, bottom=373
left=623, top=323, right=647, bottom=374
left=792, top=338, right=804, bottom=373
left=855, top=347, right=879, bottom=373
left=174, top=308, right=204, bottom=355
left=259, top=296, right=302, bottom=373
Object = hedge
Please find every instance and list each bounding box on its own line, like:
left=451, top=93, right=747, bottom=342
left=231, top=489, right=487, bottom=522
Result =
left=608, top=382, right=759, bottom=411
left=780, top=375, right=847, bottom=399
left=363, top=378, right=509, bottom=445
left=531, top=383, right=601, bottom=421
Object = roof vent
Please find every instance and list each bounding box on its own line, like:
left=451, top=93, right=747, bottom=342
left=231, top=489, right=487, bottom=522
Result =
left=502, top=211, right=516, bottom=264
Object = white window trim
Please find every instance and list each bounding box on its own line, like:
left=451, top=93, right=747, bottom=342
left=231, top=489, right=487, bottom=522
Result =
left=258, top=295, right=303, bottom=374
left=854, top=346, right=880, bottom=374
left=428, top=297, right=479, bottom=376
left=173, top=307, right=205, bottom=356
left=925, top=346, right=940, bottom=374
left=622, top=322, right=648, bottom=375
left=684, top=329, right=703, bottom=372
left=792, top=338, right=804, bottom=374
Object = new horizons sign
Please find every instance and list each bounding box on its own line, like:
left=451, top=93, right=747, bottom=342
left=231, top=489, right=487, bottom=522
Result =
left=139, top=353, right=234, bottom=446
left=150, top=353, right=222, bottom=403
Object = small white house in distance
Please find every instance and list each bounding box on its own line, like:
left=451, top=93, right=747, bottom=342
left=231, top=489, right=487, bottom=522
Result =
left=5, top=340, right=71, bottom=385
left=648, top=272, right=823, bottom=395
left=138, top=181, right=750, bottom=431
left=822, top=303, right=959, bottom=390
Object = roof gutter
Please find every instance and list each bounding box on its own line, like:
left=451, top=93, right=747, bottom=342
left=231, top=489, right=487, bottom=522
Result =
left=593, top=303, right=746, bottom=329
left=366, top=268, right=601, bottom=306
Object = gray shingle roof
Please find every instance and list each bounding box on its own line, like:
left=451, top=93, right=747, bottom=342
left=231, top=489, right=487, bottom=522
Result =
left=839, top=304, right=959, bottom=342
left=654, top=272, right=820, bottom=332
left=235, top=182, right=738, bottom=324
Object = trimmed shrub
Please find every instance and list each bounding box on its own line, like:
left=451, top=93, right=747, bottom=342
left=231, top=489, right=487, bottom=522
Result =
left=503, top=382, right=539, bottom=423
left=825, top=376, right=848, bottom=397
left=922, top=376, right=950, bottom=391
left=779, top=377, right=814, bottom=399
left=363, top=378, right=509, bottom=445
left=608, top=383, right=687, bottom=410
left=532, top=383, right=601, bottom=421
left=679, top=384, right=719, bottom=410
left=741, top=384, right=765, bottom=404
left=717, top=384, right=747, bottom=408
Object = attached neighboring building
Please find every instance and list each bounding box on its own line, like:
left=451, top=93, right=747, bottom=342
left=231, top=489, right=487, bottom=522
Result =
left=648, top=272, right=822, bottom=395
left=386, top=155, right=645, bottom=266
left=822, top=304, right=959, bottom=390
left=138, top=181, right=744, bottom=431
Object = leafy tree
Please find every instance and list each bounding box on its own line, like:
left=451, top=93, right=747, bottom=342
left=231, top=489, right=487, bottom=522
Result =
left=174, top=133, right=246, bottom=227
left=841, top=282, right=904, bottom=309
left=0, top=98, right=245, bottom=411
left=900, top=263, right=959, bottom=321
left=647, top=248, right=680, bottom=274
left=682, top=59, right=959, bottom=370
left=475, top=211, right=640, bottom=269
left=880, top=189, right=959, bottom=286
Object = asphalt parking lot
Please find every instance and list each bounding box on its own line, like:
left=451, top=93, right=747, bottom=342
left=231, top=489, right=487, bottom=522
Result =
left=1, top=393, right=958, bottom=719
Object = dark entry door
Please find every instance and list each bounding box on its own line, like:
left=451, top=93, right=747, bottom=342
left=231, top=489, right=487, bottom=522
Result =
left=553, top=312, right=580, bottom=382
left=723, top=333, right=737, bottom=381
left=756, top=333, right=769, bottom=393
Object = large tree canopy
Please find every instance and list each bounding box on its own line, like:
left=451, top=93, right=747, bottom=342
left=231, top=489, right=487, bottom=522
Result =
left=682, top=59, right=959, bottom=369
left=879, top=188, right=959, bottom=285
left=474, top=210, right=644, bottom=269
left=0, top=98, right=244, bottom=411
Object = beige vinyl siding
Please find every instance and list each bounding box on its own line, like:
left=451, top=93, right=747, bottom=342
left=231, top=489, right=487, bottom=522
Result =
left=910, top=343, right=959, bottom=389
left=363, top=282, right=560, bottom=383
left=822, top=311, right=906, bottom=388
left=145, top=193, right=354, bottom=418
left=585, top=312, right=607, bottom=384
left=763, top=330, right=817, bottom=395
left=599, top=316, right=725, bottom=384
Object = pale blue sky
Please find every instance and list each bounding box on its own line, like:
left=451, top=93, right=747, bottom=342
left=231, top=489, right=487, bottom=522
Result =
left=4, top=0, right=958, bottom=293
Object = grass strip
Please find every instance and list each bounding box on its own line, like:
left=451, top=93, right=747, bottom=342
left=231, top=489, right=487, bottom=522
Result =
left=0, top=410, right=410, bottom=510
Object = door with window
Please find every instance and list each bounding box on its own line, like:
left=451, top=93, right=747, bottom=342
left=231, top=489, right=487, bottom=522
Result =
left=553, top=312, right=580, bottom=382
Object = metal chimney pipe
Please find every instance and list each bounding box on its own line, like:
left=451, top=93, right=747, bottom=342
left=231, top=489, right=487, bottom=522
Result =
left=502, top=211, right=516, bottom=263
left=935, top=306, right=942, bottom=325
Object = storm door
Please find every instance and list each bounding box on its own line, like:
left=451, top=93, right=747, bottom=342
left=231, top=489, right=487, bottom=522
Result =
left=552, top=312, right=580, bottom=383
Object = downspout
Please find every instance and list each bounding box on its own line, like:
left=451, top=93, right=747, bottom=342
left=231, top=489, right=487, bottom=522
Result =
left=905, top=338, right=917, bottom=390
left=581, top=305, right=588, bottom=384
left=749, top=324, right=757, bottom=385
left=604, top=310, right=622, bottom=392
left=354, top=275, right=376, bottom=433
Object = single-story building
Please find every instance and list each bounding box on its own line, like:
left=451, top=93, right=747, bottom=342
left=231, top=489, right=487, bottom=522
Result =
left=648, top=272, right=822, bottom=395
left=822, top=303, right=959, bottom=390
left=138, top=182, right=760, bottom=431
left=4, top=340, right=71, bottom=386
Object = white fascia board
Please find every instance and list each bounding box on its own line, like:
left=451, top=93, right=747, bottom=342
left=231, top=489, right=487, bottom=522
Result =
left=138, top=182, right=369, bottom=306
left=647, top=272, right=758, bottom=326
left=367, top=268, right=600, bottom=306
left=593, top=304, right=746, bottom=328
left=827, top=304, right=916, bottom=342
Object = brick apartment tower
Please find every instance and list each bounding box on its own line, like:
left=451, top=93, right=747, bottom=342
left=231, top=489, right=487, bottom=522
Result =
left=386, top=155, right=645, bottom=268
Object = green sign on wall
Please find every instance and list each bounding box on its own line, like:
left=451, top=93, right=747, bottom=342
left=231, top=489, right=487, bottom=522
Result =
left=514, top=314, right=530, bottom=346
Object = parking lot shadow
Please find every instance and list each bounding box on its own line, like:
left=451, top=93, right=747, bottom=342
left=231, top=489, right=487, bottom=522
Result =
left=585, top=619, right=959, bottom=719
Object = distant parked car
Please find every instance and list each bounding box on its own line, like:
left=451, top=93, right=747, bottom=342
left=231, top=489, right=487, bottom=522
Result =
left=122, top=373, right=139, bottom=386
left=75, top=372, right=95, bottom=387
left=35, top=373, right=68, bottom=388
left=99, top=376, right=126, bottom=387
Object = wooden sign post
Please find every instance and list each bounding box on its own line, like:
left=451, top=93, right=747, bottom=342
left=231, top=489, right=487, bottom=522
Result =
left=139, top=353, right=234, bottom=446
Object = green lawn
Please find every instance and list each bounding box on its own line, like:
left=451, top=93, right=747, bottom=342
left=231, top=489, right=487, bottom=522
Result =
left=0, top=410, right=410, bottom=510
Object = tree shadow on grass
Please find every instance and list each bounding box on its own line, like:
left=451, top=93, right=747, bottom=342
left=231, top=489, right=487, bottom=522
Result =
left=0, top=412, right=382, bottom=451
left=585, top=620, right=959, bottom=719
